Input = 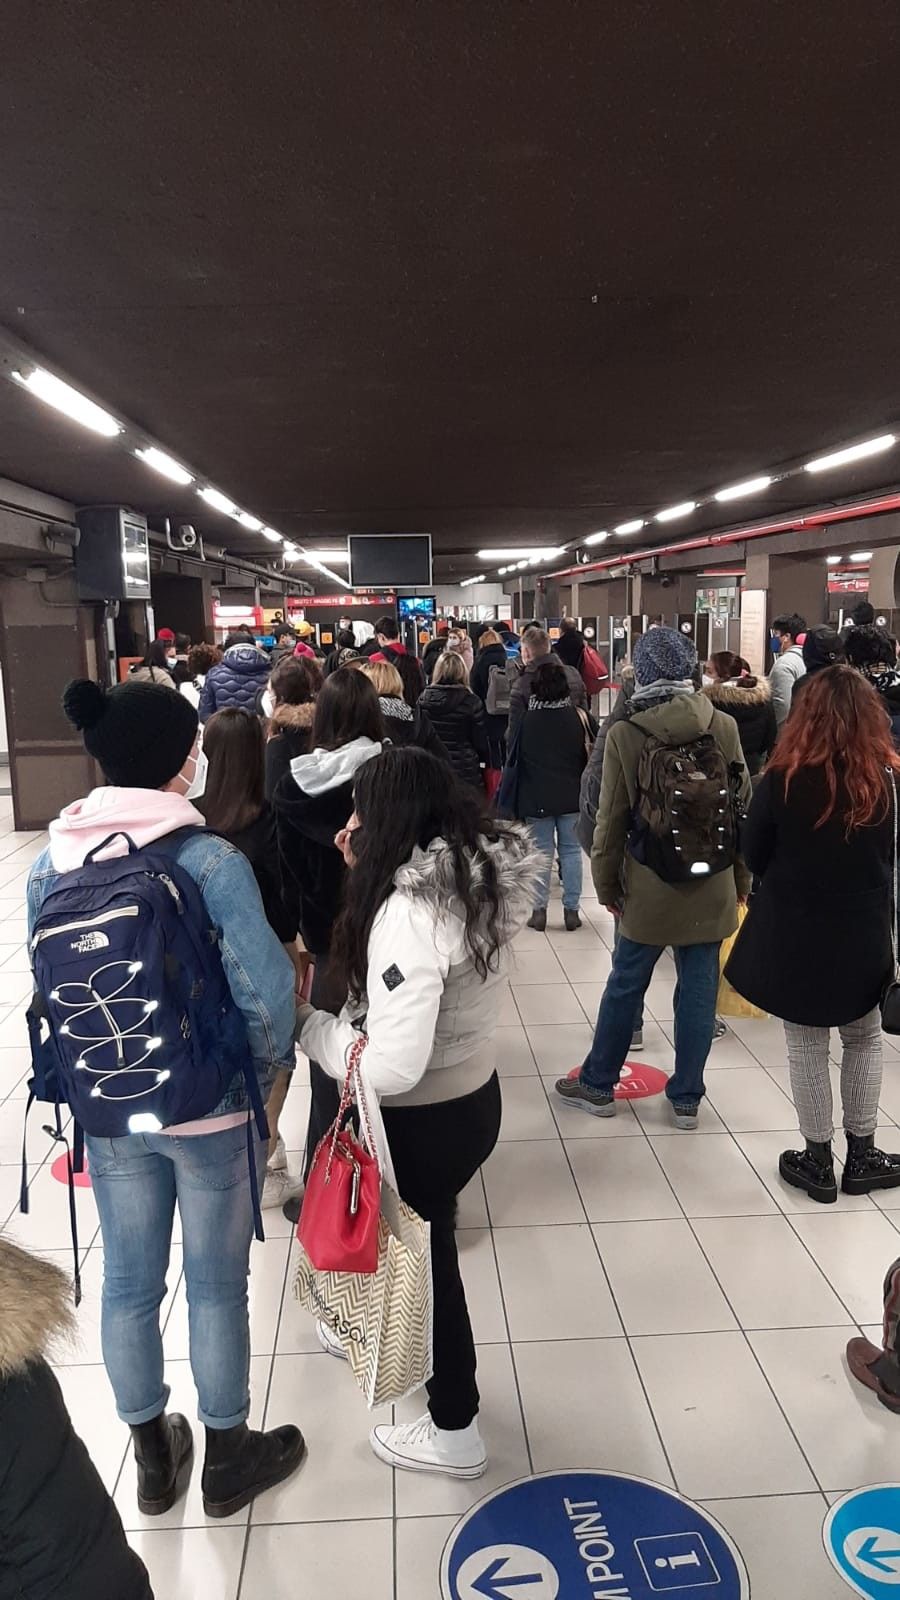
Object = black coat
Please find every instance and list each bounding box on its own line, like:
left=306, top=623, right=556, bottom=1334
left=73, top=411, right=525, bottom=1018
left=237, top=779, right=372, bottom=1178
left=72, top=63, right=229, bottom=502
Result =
left=0, top=1242, right=153, bottom=1600
left=422, top=638, right=446, bottom=683
left=377, top=696, right=449, bottom=760
left=517, top=703, right=589, bottom=818
left=470, top=642, right=511, bottom=762
left=264, top=703, right=316, bottom=798
left=274, top=741, right=381, bottom=956
left=703, top=677, right=777, bottom=776
left=418, top=683, right=489, bottom=787
left=725, top=766, right=893, bottom=1026
left=221, top=803, right=296, bottom=944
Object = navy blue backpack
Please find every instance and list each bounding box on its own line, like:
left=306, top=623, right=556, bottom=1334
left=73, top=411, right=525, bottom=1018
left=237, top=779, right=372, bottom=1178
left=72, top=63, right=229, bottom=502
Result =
left=24, top=829, right=269, bottom=1297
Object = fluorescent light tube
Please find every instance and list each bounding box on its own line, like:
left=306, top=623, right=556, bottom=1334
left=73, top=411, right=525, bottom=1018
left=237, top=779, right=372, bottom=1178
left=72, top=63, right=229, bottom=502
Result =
left=13, top=367, right=121, bottom=436
left=135, top=447, right=193, bottom=485
left=805, top=435, right=895, bottom=473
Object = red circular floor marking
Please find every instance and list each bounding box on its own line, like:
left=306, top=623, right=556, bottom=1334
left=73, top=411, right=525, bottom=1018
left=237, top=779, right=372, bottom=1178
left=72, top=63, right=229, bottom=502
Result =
left=566, top=1059, right=668, bottom=1099
left=51, top=1151, right=92, bottom=1188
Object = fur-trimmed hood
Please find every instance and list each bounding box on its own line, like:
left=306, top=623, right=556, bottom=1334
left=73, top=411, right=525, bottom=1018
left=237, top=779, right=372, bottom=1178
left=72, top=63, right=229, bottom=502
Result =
left=393, top=823, right=542, bottom=943
left=269, top=700, right=316, bottom=734
left=0, top=1237, right=73, bottom=1378
left=704, top=676, right=771, bottom=708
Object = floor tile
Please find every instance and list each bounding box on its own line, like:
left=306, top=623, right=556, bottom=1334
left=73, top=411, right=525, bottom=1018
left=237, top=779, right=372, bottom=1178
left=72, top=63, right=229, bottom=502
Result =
left=511, top=983, right=586, bottom=1025
left=595, top=1219, right=737, bottom=1335
left=456, top=1227, right=509, bottom=1343
left=570, top=981, right=605, bottom=1020
left=507, top=947, right=564, bottom=984
left=553, top=946, right=613, bottom=983
left=788, top=1210, right=900, bottom=1322
left=130, top=1527, right=245, bottom=1600
left=729, top=1016, right=789, bottom=1066
left=483, top=1140, right=584, bottom=1225
left=56, top=1361, right=129, bottom=1492
left=496, top=1076, right=558, bottom=1140
left=633, top=1330, right=817, bottom=1498
left=9, top=1151, right=101, bottom=1250
left=703, top=1494, right=848, bottom=1600
left=693, top=1215, right=850, bottom=1328
left=494, top=1223, right=621, bottom=1340
left=515, top=1337, right=673, bottom=1481
left=253, top=1352, right=392, bottom=1524
left=650, top=1134, right=779, bottom=1217
left=750, top=1325, right=900, bottom=1491
left=243, top=1519, right=393, bottom=1600
left=396, top=1515, right=456, bottom=1600
left=525, top=1022, right=593, bottom=1072
left=705, top=1065, right=798, bottom=1131
left=457, top=1172, right=490, bottom=1228
left=393, top=1343, right=530, bottom=1518
left=566, top=1138, right=683, bottom=1223
left=493, top=1025, right=538, bottom=1077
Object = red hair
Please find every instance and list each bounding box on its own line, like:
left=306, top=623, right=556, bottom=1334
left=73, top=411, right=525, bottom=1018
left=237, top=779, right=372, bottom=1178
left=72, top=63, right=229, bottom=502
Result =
left=769, top=664, right=900, bottom=829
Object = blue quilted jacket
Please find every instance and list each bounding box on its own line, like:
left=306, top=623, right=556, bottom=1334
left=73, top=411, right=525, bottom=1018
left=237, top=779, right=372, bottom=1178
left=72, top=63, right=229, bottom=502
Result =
left=199, top=644, right=271, bottom=721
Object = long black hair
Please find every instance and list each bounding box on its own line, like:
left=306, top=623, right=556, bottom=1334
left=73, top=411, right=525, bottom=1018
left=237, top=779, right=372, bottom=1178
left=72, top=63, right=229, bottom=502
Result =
left=311, top=666, right=384, bottom=750
left=330, top=745, right=505, bottom=996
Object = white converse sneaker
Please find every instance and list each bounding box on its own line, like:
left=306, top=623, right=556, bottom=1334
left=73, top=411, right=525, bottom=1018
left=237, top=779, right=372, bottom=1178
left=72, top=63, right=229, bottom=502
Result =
left=261, top=1165, right=304, bottom=1210
left=316, top=1320, right=349, bottom=1361
left=269, top=1136, right=288, bottom=1173
left=370, top=1414, right=487, bottom=1478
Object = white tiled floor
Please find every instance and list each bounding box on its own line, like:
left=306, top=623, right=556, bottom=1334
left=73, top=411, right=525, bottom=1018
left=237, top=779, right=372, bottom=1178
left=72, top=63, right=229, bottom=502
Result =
left=2, top=799, right=898, bottom=1598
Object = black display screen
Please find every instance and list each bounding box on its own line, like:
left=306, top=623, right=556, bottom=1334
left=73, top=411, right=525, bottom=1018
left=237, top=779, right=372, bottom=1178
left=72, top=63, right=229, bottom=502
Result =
left=349, top=535, right=432, bottom=587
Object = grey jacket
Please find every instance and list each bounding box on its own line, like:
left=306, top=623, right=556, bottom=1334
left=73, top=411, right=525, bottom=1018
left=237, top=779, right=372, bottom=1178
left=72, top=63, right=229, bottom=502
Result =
left=769, top=646, right=805, bottom=727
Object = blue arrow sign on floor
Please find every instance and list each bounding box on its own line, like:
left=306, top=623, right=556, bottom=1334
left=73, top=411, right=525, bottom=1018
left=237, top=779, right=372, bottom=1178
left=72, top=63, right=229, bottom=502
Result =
left=825, top=1487, right=900, bottom=1596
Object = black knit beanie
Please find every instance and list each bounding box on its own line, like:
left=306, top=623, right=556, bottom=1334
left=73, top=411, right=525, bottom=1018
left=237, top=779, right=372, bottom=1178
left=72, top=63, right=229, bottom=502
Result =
left=62, top=678, right=199, bottom=788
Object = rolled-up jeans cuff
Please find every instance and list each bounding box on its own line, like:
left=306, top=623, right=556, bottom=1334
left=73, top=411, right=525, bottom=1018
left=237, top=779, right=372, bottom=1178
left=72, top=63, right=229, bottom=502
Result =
left=199, top=1400, right=251, bottom=1429
left=115, top=1384, right=171, bottom=1427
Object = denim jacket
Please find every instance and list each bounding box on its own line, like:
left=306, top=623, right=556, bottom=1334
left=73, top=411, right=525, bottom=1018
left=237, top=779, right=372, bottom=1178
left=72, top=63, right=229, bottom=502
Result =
left=27, top=831, right=296, bottom=1116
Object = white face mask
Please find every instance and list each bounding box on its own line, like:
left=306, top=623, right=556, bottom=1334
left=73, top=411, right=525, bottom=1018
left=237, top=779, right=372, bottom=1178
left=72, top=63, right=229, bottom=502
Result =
left=702, top=672, right=716, bottom=687
left=182, top=746, right=208, bottom=801
left=166, top=654, right=177, bottom=667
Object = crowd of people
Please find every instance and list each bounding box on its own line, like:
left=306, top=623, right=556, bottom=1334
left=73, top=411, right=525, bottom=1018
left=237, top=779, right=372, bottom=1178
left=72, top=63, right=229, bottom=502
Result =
left=9, top=597, right=900, bottom=1595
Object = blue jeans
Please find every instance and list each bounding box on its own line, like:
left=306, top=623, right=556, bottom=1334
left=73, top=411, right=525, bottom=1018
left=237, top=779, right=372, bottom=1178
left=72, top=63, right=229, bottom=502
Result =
left=86, top=1123, right=265, bottom=1429
left=581, top=935, right=721, bottom=1105
left=613, top=917, right=644, bottom=1034
left=528, top=814, right=583, bottom=911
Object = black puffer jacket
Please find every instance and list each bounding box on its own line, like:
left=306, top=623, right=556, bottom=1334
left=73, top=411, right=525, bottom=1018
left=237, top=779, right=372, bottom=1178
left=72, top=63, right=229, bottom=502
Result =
left=418, top=683, right=490, bottom=788
left=702, top=676, right=777, bottom=776
left=199, top=644, right=271, bottom=721
left=0, top=1238, right=153, bottom=1600
left=377, top=696, right=449, bottom=759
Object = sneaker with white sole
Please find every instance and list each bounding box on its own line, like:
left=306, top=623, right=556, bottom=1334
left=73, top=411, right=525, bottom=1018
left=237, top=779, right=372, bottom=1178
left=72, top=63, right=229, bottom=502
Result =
left=370, top=1414, right=487, bottom=1478
left=269, top=1135, right=288, bottom=1173
left=670, top=1100, right=700, bottom=1130
left=555, top=1068, right=616, bottom=1117
left=630, top=1027, right=644, bottom=1051
left=712, top=1018, right=727, bottom=1041
left=317, top=1321, right=349, bottom=1361
left=262, top=1166, right=304, bottom=1210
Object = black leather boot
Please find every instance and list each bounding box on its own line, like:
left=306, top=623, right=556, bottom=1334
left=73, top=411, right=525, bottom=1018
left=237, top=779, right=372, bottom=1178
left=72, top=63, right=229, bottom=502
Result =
left=527, top=908, right=547, bottom=932
left=779, top=1139, right=837, bottom=1204
left=130, top=1412, right=193, bottom=1515
left=202, top=1422, right=307, bottom=1519
left=842, top=1132, right=900, bottom=1195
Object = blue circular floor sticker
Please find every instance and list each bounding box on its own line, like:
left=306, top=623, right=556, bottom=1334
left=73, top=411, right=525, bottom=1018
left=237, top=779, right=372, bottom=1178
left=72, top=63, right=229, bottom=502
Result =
left=441, top=1472, right=748, bottom=1598
left=825, top=1486, right=900, bottom=1595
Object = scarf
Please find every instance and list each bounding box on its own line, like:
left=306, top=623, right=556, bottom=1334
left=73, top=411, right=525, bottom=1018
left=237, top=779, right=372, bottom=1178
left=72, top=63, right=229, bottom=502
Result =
left=630, top=677, right=697, bottom=707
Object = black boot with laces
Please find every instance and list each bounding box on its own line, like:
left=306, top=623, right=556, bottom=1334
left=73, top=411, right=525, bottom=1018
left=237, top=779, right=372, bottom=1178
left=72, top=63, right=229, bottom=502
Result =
left=842, top=1132, right=900, bottom=1195
left=779, top=1139, right=837, bottom=1204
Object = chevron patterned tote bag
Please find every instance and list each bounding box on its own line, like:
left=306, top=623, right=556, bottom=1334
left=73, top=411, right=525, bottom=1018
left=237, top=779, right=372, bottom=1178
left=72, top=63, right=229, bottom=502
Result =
left=293, top=1045, right=434, bottom=1408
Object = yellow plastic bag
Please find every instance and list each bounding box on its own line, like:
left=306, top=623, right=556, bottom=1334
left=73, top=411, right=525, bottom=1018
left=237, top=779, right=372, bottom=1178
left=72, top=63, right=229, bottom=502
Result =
left=717, top=904, right=768, bottom=1020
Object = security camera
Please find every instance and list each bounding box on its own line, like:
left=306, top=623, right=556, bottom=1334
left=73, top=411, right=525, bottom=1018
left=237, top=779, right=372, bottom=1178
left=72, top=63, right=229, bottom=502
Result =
left=167, top=523, right=199, bottom=552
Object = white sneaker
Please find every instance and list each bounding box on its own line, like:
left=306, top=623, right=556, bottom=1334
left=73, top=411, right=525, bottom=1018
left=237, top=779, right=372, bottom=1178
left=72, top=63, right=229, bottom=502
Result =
left=261, top=1165, right=304, bottom=1210
left=316, top=1320, right=349, bottom=1361
left=269, top=1136, right=287, bottom=1172
left=370, top=1414, right=487, bottom=1479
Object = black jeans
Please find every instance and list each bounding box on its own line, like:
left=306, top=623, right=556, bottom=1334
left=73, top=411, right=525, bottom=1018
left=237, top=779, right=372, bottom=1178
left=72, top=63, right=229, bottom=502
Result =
left=381, top=1073, right=502, bottom=1431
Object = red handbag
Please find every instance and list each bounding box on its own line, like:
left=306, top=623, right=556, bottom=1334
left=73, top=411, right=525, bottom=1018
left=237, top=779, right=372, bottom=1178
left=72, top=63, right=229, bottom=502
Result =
left=484, top=767, right=502, bottom=804
left=296, top=1037, right=381, bottom=1275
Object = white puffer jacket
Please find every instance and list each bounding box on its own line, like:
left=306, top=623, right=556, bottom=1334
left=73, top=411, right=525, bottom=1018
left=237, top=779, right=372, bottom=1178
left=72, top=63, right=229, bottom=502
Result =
left=298, top=825, right=540, bottom=1106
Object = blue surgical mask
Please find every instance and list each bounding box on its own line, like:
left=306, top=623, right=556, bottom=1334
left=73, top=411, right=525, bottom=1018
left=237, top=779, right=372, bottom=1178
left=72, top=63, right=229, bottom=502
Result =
left=769, top=633, right=782, bottom=656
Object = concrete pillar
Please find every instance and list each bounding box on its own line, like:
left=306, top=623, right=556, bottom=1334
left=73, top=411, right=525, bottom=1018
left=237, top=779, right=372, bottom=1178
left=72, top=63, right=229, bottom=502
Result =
left=869, top=547, right=900, bottom=609
left=767, top=556, right=828, bottom=627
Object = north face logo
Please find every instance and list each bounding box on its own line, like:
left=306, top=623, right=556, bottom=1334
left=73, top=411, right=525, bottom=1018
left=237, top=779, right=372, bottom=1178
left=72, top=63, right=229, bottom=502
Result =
left=70, top=931, right=110, bottom=954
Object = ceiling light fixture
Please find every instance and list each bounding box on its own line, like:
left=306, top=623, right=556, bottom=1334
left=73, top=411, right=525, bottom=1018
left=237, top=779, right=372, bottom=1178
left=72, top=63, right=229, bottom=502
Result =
left=516, top=559, right=529, bottom=569
left=12, top=367, right=122, bottom=437
left=656, top=501, right=696, bottom=523
left=477, top=547, right=564, bottom=561
left=135, top=446, right=194, bottom=485
left=262, top=528, right=283, bottom=542
left=303, top=550, right=350, bottom=564
left=614, top=519, right=644, bottom=536
left=850, top=551, right=873, bottom=562
left=198, top=487, right=238, bottom=516
left=826, top=555, right=841, bottom=565
left=714, top=475, right=772, bottom=502
left=805, top=435, right=896, bottom=473
left=237, top=512, right=263, bottom=532
left=584, top=531, right=608, bottom=547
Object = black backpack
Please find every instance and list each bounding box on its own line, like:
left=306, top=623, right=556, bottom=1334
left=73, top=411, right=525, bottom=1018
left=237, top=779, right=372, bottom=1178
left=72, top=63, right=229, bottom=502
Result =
left=627, top=729, right=742, bottom=884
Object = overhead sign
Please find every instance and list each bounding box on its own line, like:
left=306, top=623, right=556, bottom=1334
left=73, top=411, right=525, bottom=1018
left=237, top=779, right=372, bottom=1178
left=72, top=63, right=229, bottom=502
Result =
left=287, top=593, right=396, bottom=610
left=442, top=1472, right=748, bottom=1599
left=825, top=1486, right=900, bottom=1596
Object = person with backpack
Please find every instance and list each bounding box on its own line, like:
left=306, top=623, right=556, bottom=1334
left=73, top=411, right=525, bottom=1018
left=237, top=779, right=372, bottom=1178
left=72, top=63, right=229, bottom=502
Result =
left=470, top=627, right=512, bottom=769
left=0, top=1235, right=153, bottom=1599
left=556, top=627, right=751, bottom=1128
left=725, top=666, right=900, bottom=1202
left=26, top=677, right=305, bottom=1520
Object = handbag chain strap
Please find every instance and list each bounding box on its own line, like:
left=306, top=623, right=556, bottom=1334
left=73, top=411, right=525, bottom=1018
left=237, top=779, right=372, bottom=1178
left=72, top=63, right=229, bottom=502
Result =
left=323, top=1032, right=379, bottom=1185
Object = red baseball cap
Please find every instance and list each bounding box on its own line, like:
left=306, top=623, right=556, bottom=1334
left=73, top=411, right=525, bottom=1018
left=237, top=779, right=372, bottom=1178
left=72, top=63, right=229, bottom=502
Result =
left=156, top=628, right=175, bottom=643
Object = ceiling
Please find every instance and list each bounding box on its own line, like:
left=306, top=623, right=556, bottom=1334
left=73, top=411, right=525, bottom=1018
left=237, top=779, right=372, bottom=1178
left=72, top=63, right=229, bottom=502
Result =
left=2, top=2, right=900, bottom=586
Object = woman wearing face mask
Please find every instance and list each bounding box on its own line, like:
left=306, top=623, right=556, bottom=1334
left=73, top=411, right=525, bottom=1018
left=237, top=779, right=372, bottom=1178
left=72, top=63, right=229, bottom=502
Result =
left=702, top=651, right=777, bottom=778
left=128, top=639, right=176, bottom=685
left=296, top=746, right=539, bottom=1479
left=199, top=707, right=304, bottom=1210
left=444, top=625, right=474, bottom=674
left=27, top=677, right=304, bottom=1522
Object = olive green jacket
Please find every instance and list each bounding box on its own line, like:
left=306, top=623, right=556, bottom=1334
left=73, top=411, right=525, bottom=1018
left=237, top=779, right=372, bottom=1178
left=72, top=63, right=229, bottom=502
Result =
left=591, top=692, right=753, bottom=946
